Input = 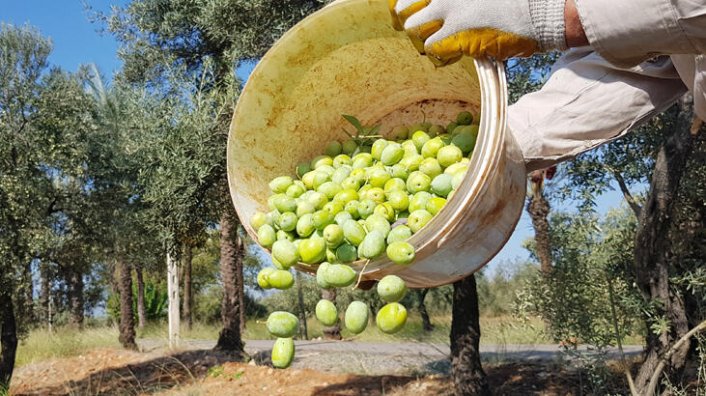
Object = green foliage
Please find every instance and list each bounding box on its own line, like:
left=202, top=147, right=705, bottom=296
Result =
left=141, top=282, right=168, bottom=320
left=511, top=53, right=706, bottom=393
left=514, top=205, right=651, bottom=395
left=14, top=327, right=119, bottom=367
left=550, top=93, right=706, bottom=355
left=506, top=53, right=560, bottom=104
left=516, top=207, right=644, bottom=349
left=97, top=0, right=328, bottom=84
left=341, top=114, right=382, bottom=147
left=107, top=280, right=168, bottom=322
left=260, top=273, right=320, bottom=315
left=0, top=23, right=83, bottom=338
left=82, top=66, right=164, bottom=270
left=194, top=285, right=266, bottom=323
left=193, top=286, right=223, bottom=323
left=476, top=261, right=537, bottom=317
left=258, top=264, right=538, bottom=322
left=130, top=62, right=234, bottom=252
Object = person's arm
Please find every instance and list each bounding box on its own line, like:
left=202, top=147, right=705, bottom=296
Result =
left=391, top=0, right=706, bottom=65
left=509, top=49, right=687, bottom=172
left=572, top=0, right=706, bottom=67
left=564, top=0, right=588, bottom=48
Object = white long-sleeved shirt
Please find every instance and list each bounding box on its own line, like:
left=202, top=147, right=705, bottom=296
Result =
left=510, top=0, right=706, bottom=171
left=577, top=0, right=706, bottom=119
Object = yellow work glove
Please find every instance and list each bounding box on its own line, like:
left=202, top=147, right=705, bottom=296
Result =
left=390, top=0, right=567, bottom=66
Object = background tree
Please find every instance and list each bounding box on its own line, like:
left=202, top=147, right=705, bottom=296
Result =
left=558, top=95, right=705, bottom=391
left=521, top=69, right=706, bottom=392
left=630, top=98, right=702, bottom=391
left=83, top=67, right=167, bottom=350
left=32, top=66, right=108, bottom=330
left=428, top=53, right=560, bottom=396
left=415, top=289, right=433, bottom=332
left=99, top=0, right=329, bottom=355
left=0, top=24, right=53, bottom=389
left=450, top=275, right=490, bottom=396
left=0, top=23, right=124, bottom=388
left=130, top=63, right=234, bottom=346
left=507, top=54, right=559, bottom=276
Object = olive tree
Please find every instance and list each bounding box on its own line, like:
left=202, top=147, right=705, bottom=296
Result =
left=0, top=24, right=101, bottom=389
left=0, top=24, right=53, bottom=389
left=98, top=0, right=328, bottom=355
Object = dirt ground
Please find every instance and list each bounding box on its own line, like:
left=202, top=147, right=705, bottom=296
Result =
left=166, top=361, right=589, bottom=396
left=10, top=345, right=613, bottom=396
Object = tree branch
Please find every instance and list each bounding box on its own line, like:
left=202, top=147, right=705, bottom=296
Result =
left=610, top=169, right=641, bottom=217
left=607, top=274, right=638, bottom=396
left=646, top=319, right=706, bottom=396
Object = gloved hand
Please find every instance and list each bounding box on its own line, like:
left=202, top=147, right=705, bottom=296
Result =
left=389, top=0, right=568, bottom=65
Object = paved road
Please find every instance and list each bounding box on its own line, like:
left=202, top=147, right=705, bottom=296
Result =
left=140, top=338, right=643, bottom=374
left=246, top=340, right=642, bottom=360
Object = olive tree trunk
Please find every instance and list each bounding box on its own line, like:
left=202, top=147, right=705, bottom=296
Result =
left=321, top=289, right=341, bottom=340
left=417, top=289, right=433, bottom=332
left=527, top=170, right=552, bottom=275
left=451, top=275, right=491, bottom=396
left=633, top=97, right=697, bottom=393
left=237, top=239, right=246, bottom=333
left=135, top=264, right=146, bottom=330
left=182, top=243, right=193, bottom=331
left=39, top=261, right=51, bottom=330
left=167, top=250, right=180, bottom=348
left=66, top=266, right=84, bottom=329
left=21, top=262, right=33, bottom=323
left=296, top=272, right=308, bottom=340
left=214, top=205, right=245, bottom=357
left=117, top=259, right=137, bottom=350
left=0, top=289, right=18, bottom=392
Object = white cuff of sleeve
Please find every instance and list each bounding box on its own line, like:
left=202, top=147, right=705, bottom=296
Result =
left=529, top=0, right=567, bottom=51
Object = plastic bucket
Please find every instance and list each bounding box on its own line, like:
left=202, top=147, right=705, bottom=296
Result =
left=227, top=0, right=526, bottom=288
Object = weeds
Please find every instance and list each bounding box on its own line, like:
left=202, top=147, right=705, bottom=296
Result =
left=16, top=326, right=120, bottom=367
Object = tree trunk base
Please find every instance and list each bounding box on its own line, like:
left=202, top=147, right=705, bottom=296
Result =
left=117, top=260, right=137, bottom=351
left=214, top=328, right=247, bottom=360
left=0, top=291, right=18, bottom=392
left=451, top=275, right=491, bottom=396
left=217, top=202, right=246, bottom=358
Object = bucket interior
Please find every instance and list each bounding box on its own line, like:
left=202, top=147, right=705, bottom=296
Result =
left=227, top=0, right=512, bottom=286
left=229, top=0, right=482, bottom=227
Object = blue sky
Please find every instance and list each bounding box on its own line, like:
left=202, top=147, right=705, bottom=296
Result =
left=2, top=1, right=634, bottom=277
left=2, top=1, right=127, bottom=76
left=2, top=0, right=256, bottom=79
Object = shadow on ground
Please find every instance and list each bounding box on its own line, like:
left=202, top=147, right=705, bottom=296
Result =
left=306, top=362, right=588, bottom=396
left=14, top=348, right=635, bottom=395
left=422, top=351, right=562, bottom=376
left=13, top=349, right=243, bottom=396
left=309, top=375, right=423, bottom=396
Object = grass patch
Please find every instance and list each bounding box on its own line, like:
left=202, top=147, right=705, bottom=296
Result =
left=239, top=313, right=551, bottom=345
left=14, top=314, right=639, bottom=368
left=15, top=326, right=120, bottom=367
left=138, top=321, right=221, bottom=341
left=480, top=316, right=549, bottom=345
left=130, top=314, right=551, bottom=345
